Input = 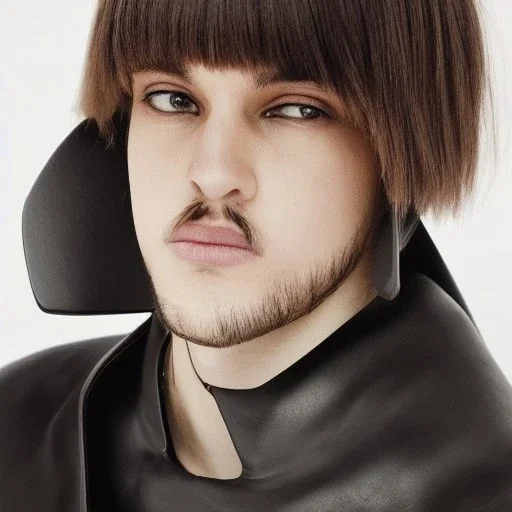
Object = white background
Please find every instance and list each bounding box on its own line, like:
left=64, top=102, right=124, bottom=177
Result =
left=0, top=1, right=511, bottom=384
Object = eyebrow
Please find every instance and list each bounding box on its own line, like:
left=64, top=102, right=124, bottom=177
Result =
left=140, top=66, right=331, bottom=93
left=252, top=68, right=330, bottom=92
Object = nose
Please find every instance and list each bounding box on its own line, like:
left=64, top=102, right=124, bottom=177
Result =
left=186, top=111, right=258, bottom=204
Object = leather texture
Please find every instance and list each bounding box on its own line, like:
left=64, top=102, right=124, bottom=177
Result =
left=1, top=267, right=512, bottom=511
left=21, top=115, right=152, bottom=315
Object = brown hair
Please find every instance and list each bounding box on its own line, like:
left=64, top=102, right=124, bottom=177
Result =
left=76, top=0, right=497, bottom=222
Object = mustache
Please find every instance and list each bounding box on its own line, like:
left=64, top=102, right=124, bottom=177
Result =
left=167, top=200, right=261, bottom=253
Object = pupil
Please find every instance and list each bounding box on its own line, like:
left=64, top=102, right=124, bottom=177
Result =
left=301, top=106, right=317, bottom=118
left=171, top=94, right=188, bottom=109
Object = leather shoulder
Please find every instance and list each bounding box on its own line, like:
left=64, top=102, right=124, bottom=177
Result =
left=0, top=334, right=124, bottom=414
left=0, top=334, right=125, bottom=510
left=403, top=273, right=512, bottom=510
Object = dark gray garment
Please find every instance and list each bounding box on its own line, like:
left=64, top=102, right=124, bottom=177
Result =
left=1, top=269, right=512, bottom=511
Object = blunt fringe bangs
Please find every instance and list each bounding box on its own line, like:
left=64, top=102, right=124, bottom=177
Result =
left=77, top=0, right=496, bottom=222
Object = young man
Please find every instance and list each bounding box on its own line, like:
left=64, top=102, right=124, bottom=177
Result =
left=2, top=1, right=511, bottom=510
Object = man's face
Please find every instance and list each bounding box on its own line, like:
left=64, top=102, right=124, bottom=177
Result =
left=128, top=64, right=381, bottom=349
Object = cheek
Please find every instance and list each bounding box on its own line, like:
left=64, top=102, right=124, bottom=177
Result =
left=127, top=118, right=176, bottom=250
left=263, top=184, right=359, bottom=265
left=262, top=134, right=377, bottom=261
left=127, top=114, right=171, bottom=183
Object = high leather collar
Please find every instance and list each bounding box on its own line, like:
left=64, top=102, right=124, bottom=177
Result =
left=77, top=264, right=472, bottom=481
left=76, top=268, right=512, bottom=510
left=77, top=219, right=478, bottom=484
left=78, top=277, right=394, bottom=489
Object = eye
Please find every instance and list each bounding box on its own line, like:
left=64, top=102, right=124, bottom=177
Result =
left=144, top=90, right=198, bottom=114
left=264, top=103, right=329, bottom=122
left=143, top=90, right=330, bottom=122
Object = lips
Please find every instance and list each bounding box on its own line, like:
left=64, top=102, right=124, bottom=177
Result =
left=169, top=223, right=252, bottom=250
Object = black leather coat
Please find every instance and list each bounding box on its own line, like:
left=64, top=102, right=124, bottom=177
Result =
left=1, top=267, right=512, bottom=511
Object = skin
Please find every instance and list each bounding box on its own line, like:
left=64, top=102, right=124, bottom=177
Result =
left=127, top=63, right=383, bottom=477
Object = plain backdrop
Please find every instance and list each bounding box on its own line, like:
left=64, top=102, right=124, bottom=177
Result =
left=0, top=1, right=511, bottom=384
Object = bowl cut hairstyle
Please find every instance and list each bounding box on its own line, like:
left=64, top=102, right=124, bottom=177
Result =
left=77, top=0, right=496, bottom=223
